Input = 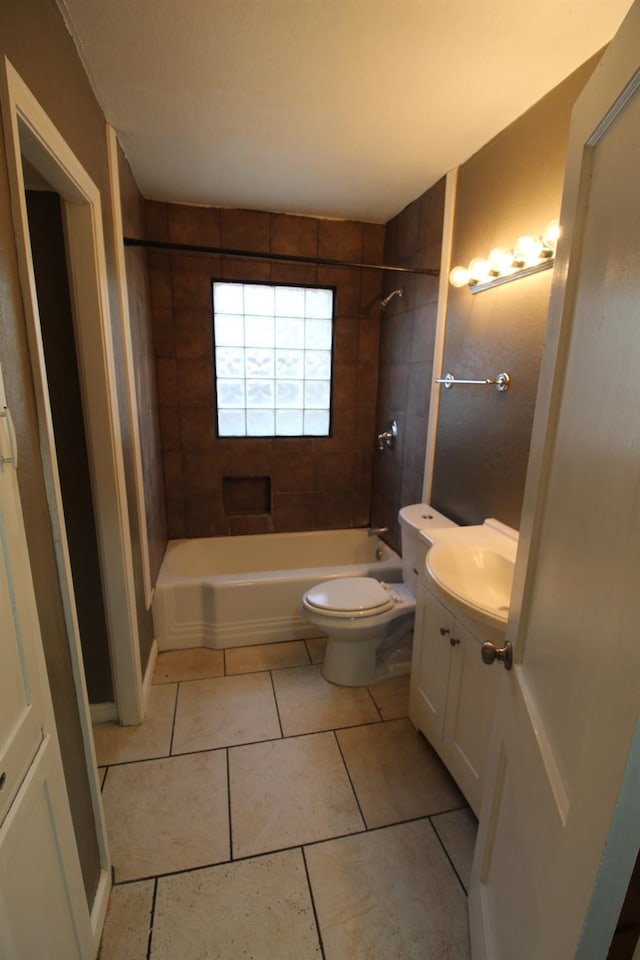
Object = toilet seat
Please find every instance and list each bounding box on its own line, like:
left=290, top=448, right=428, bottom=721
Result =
left=303, top=577, right=395, bottom=619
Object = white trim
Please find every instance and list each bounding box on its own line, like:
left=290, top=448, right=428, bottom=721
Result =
left=63, top=199, right=145, bottom=725
left=422, top=168, right=457, bottom=502
left=0, top=56, right=125, bottom=903
left=0, top=58, right=144, bottom=729
left=105, top=125, right=153, bottom=609
left=141, top=637, right=158, bottom=714
left=156, top=610, right=320, bottom=650
left=89, top=702, right=118, bottom=724
left=90, top=866, right=112, bottom=955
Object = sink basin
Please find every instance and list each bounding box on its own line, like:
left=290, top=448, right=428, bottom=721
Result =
left=424, top=520, right=518, bottom=630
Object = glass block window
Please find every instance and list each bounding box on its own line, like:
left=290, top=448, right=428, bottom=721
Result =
left=213, top=281, right=334, bottom=437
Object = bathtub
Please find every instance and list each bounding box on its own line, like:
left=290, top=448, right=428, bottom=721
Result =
left=152, top=528, right=402, bottom=650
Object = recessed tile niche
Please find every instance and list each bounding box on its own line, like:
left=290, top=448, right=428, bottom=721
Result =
left=223, top=476, right=271, bottom=516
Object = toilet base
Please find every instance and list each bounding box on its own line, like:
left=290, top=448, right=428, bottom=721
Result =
left=321, top=614, right=414, bottom=687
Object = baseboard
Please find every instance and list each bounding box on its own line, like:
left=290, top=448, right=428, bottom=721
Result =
left=90, top=702, right=118, bottom=724
left=91, top=866, right=112, bottom=955
left=142, top=638, right=158, bottom=715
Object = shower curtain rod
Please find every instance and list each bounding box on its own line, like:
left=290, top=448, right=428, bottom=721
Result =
left=122, top=236, right=440, bottom=276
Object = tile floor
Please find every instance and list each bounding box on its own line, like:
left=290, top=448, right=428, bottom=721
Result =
left=95, top=639, right=477, bottom=959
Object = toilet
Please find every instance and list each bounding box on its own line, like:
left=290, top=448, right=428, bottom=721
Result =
left=302, top=504, right=457, bottom=686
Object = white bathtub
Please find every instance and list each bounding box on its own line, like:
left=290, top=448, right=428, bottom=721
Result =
left=152, top=528, right=403, bottom=650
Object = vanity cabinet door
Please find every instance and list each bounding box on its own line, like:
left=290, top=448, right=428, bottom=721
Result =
left=409, top=584, right=455, bottom=750
left=443, top=619, right=500, bottom=815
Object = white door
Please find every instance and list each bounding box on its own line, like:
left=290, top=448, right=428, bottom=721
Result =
left=469, top=4, right=640, bottom=957
left=0, top=366, right=94, bottom=958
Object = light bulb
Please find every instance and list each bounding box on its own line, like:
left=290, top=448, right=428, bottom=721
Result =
left=487, top=248, right=514, bottom=276
left=543, top=219, right=560, bottom=246
left=468, top=258, right=491, bottom=283
left=449, top=265, right=470, bottom=288
left=514, top=235, right=543, bottom=266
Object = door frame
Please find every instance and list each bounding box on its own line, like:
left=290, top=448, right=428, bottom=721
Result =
left=0, top=54, right=147, bottom=943
left=0, top=57, right=144, bottom=727
left=105, top=123, right=153, bottom=610
left=470, top=2, right=640, bottom=952
left=422, top=167, right=456, bottom=503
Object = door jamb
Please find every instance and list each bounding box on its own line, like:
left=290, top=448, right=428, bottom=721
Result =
left=0, top=54, right=146, bottom=943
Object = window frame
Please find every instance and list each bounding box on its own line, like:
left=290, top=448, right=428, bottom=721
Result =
left=211, top=277, right=336, bottom=440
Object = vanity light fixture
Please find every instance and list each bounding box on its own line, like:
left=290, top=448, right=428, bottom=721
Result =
left=449, top=220, right=560, bottom=293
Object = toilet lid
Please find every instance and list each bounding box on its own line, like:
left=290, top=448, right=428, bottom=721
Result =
left=304, top=577, right=395, bottom=615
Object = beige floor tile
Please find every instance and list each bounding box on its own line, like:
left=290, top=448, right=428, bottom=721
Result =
left=337, top=718, right=464, bottom=828
left=153, top=647, right=224, bottom=683
left=99, top=879, right=154, bottom=960
left=368, top=674, right=410, bottom=720
left=102, top=751, right=230, bottom=881
left=431, top=807, right=478, bottom=890
left=172, top=672, right=281, bottom=753
left=305, top=819, right=470, bottom=960
left=225, top=640, right=310, bottom=675
left=272, top=664, right=380, bottom=736
left=151, top=849, right=321, bottom=959
left=98, top=766, right=107, bottom=790
left=93, top=684, right=177, bottom=766
left=229, top=732, right=364, bottom=858
left=305, top=636, right=327, bottom=664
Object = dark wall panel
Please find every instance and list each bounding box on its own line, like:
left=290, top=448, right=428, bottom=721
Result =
left=432, top=56, right=601, bottom=529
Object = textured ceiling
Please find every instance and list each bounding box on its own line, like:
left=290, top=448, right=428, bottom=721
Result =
left=57, top=0, right=632, bottom=222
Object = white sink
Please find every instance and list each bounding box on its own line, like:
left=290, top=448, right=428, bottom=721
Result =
left=424, top=519, right=518, bottom=631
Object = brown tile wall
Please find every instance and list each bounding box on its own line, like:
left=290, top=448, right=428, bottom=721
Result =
left=146, top=201, right=384, bottom=538
left=371, top=180, right=446, bottom=553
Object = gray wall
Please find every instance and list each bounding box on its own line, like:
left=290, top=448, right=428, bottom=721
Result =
left=0, top=0, right=156, bottom=904
left=431, top=55, right=602, bottom=528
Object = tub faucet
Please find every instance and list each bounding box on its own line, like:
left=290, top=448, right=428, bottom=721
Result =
left=368, top=527, right=389, bottom=537
left=377, top=420, right=397, bottom=452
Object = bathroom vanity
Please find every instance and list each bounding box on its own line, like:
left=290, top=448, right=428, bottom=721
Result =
left=409, top=582, right=501, bottom=815
left=409, top=519, right=517, bottom=816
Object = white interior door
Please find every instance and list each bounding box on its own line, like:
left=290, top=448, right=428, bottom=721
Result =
left=0, top=367, right=94, bottom=958
left=469, top=4, right=640, bottom=957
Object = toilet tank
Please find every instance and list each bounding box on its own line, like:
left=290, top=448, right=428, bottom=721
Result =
left=398, top=504, right=457, bottom=595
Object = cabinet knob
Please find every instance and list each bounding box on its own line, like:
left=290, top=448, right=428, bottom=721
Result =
left=449, top=636, right=460, bottom=647
left=439, top=627, right=450, bottom=636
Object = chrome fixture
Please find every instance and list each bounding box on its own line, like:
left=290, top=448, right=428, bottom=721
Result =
left=368, top=526, right=389, bottom=537
left=449, top=220, right=560, bottom=293
left=377, top=420, right=398, bottom=451
left=379, top=287, right=405, bottom=309
left=125, top=238, right=440, bottom=278
left=435, top=372, right=511, bottom=393
left=481, top=640, right=513, bottom=671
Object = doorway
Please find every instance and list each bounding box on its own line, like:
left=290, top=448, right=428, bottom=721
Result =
left=24, top=185, right=113, bottom=706
left=0, top=55, right=147, bottom=927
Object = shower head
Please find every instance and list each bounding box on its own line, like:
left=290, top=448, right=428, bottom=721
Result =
left=379, top=287, right=405, bottom=309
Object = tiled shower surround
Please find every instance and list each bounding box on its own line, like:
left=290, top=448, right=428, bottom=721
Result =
left=371, top=179, right=445, bottom=554
left=145, top=202, right=385, bottom=538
